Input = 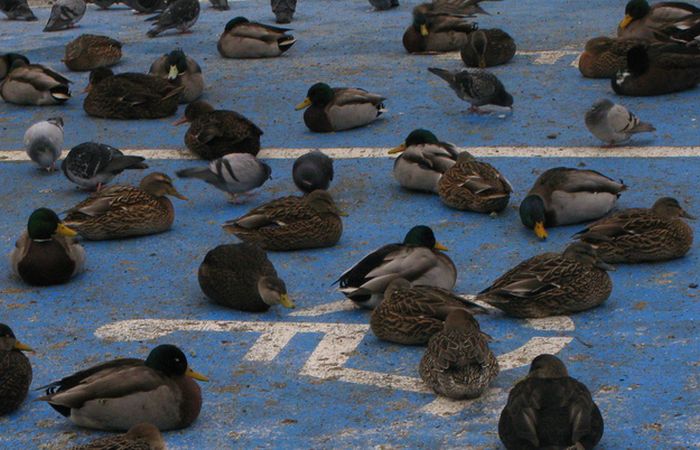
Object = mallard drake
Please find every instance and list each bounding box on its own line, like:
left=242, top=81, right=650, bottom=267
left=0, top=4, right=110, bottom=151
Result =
left=198, top=243, right=294, bottom=312
left=0, top=324, right=33, bottom=415
left=295, top=83, right=386, bottom=132
left=460, top=28, right=516, bottom=68
left=146, top=0, right=200, bottom=38
left=10, top=208, right=85, bottom=286
left=585, top=98, right=655, bottom=146
left=84, top=67, right=183, bottom=119
left=38, top=344, right=207, bottom=431
left=69, top=423, right=165, bottom=450
left=0, top=59, right=71, bottom=106
left=519, top=167, right=627, bottom=240
left=388, top=129, right=458, bottom=194
left=217, top=17, right=296, bottom=58
left=336, top=225, right=457, bottom=309
left=1, top=0, right=36, bottom=20
left=223, top=190, right=344, bottom=251
left=402, top=0, right=497, bottom=53
left=174, top=100, right=263, bottom=160
left=419, top=309, right=497, bottom=399
left=370, top=278, right=485, bottom=345
left=477, top=242, right=613, bottom=318
left=499, top=354, right=604, bottom=450
left=293, top=150, right=334, bottom=194
left=149, top=49, right=203, bottom=103
left=62, top=142, right=148, bottom=191
left=44, top=0, right=86, bottom=32
left=176, top=153, right=271, bottom=203
left=438, top=151, right=512, bottom=213
left=0, top=53, right=29, bottom=80
left=574, top=197, right=694, bottom=263
left=24, top=117, right=64, bottom=172
left=618, top=0, right=700, bottom=40
left=63, top=172, right=187, bottom=240
left=64, top=34, right=122, bottom=72
left=612, top=43, right=700, bottom=96
left=578, top=36, right=650, bottom=79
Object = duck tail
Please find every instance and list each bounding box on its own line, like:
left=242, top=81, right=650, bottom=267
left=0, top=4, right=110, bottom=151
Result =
left=278, top=36, right=296, bottom=53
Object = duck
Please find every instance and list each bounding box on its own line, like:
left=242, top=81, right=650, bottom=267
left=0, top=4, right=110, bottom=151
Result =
left=223, top=190, right=344, bottom=251
left=370, top=278, right=485, bottom=345
left=149, top=49, right=204, bottom=103
left=578, top=36, right=650, bottom=79
left=519, top=167, right=627, bottom=240
left=174, top=100, right=263, bottom=160
left=0, top=324, right=33, bottom=415
left=0, top=0, right=36, bottom=21
left=388, top=129, right=459, bottom=194
left=402, top=0, right=496, bottom=53
left=0, top=59, right=71, bottom=106
left=83, top=67, right=183, bottom=119
left=460, top=28, right=516, bottom=68
left=499, top=354, right=604, bottom=450
left=612, top=43, right=700, bottom=96
left=10, top=208, right=85, bottom=286
left=63, top=34, right=123, bottom=72
left=618, top=0, right=700, bottom=40
left=438, top=151, right=512, bottom=213
left=63, top=172, right=187, bottom=240
left=176, top=153, right=271, bottom=203
left=574, top=197, right=694, bottom=263
left=62, top=142, right=148, bottom=191
left=336, top=225, right=457, bottom=309
left=292, top=150, right=334, bottom=194
left=0, top=53, right=29, bottom=81
left=38, top=344, right=208, bottom=431
left=476, top=242, right=614, bottom=318
left=295, top=83, right=386, bottom=132
left=198, top=243, right=294, bottom=312
left=419, top=309, right=498, bottom=399
left=69, top=423, right=165, bottom=450
left=217, top=17, right=296, bottom=58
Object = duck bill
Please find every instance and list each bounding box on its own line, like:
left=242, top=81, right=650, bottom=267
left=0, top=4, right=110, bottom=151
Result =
left=388, top=143, right=406, bottom=155
left=420, top=24, right=429, bottom=37
left=534, top=222, right=548, bottom=240
left=14, top=341, right=34, bottom=352
left=279, top=294, right=295, bottom=309
left=169, top=187, right=188, bottom=201
left=681, top=210, right=696, bottom=220
left=173, top=116, right=189, bottom=126
left=168, top=65, right=179, bottom=80
left=295, top=98, right=312, bottom=110
left=619, top=14, right=633, bottom=29
left=434, top=242, right=449, bottom=251
left=186, top=366, right=209, bottom=382
left=56, top=222, right=78, bottom=237
left=478, top=56, right=486, bottom=69
left=596, top=260, right=616, bottom=271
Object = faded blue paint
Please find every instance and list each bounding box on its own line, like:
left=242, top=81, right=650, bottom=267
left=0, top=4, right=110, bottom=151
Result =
left=1, top=0, right=699, bottom=448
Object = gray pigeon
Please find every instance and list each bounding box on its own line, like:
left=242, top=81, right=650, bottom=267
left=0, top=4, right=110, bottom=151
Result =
left=292, top=150, right=334, bottom=194
left=0, top=53, right=29, bottom=80
left=1, top=0, right=37, bottom=20
left=369, top=0, right=399, bottom=10
left=24, top=117, right=64, bottom=172
left=428, top=67, right=513, bottom=113
left=43, top=0, right=86, bottom=31
left=585, top=98, right=655, bottom=147
left=271, top=0, right=295, bottom=24
left=146, top=0, right=200, bottom=37
left=209, top=0, right=228, bottom=10
left=62, top=142, right=148, bottom=191
left=176, top=153, right=271, bottom=203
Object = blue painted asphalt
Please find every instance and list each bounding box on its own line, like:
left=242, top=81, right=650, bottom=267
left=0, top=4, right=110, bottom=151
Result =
left=0, top=0, right=698, bottom=149
left=1, top=0, right=700, bottom=448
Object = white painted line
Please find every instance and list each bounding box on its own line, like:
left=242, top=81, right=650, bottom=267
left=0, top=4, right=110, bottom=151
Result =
left=95, top=318, right=574, bottom=416
left=2, top=146, right=699, bottom=161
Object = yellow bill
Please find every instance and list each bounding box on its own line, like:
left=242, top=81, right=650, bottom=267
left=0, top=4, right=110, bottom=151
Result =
left=619, top=14, right=633, bottom=29
left=388, top=143, right=406, bottom=155
left=280, top=294, right=295, bottom=309
left=420, top=24, right=429, bottom=37
left=434, top=242, right=449, bottom=251
left=186, top=366, right=209, bottom=382
left=56, top=223, right=77, bottom=237
left=14, top=341, right=34, bottom=352
left=168, top=65, right=179, bottom=80
left=295, top=98, right=312, bottom=110
left=534, top=221, right=548, bottom=240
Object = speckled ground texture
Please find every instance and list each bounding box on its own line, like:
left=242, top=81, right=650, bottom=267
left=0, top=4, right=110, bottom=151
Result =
left=1, top=0, right=700, bottom=449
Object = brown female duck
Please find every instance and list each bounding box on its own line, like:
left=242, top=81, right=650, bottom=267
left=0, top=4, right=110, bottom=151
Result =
left=0, top=324, right=33, bottom=415
left=460, top=28, right=516, bottom=68
left=64, top=34, right=123, bottom=72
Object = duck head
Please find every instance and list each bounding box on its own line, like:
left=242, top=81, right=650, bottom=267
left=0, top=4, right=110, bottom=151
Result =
left=258, top=276, right=294, bottom=308
left=412, top=13, right=430, bottom=37
left=0, top=324, right=34, bottom=353
left=27, top=208, right=76, bottom=241
left=519, top=195, right=548, bottom=239
left=305, top=189, right=346, bottom=216
left=145, top=344, right=208, bottom=381
left=403, top=225, right=448, bottom=251
left=295, top=83, right=334, bottom=110
left=388, top=129, right=439, bottom=154
left=527, top=354, right=569, bottom=379
left=469, top=30, right=489, bottom=68
left=85, top=67, right=114, bottom=93
left=173, top=100, right=214, bottom=125
left=165, top=49, right=188, bottom=80
left=652, top=197, right=695, bottom=219
left=620, top=0, right=650, bottom=30
left=139, top=173, right=188, bottom=200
